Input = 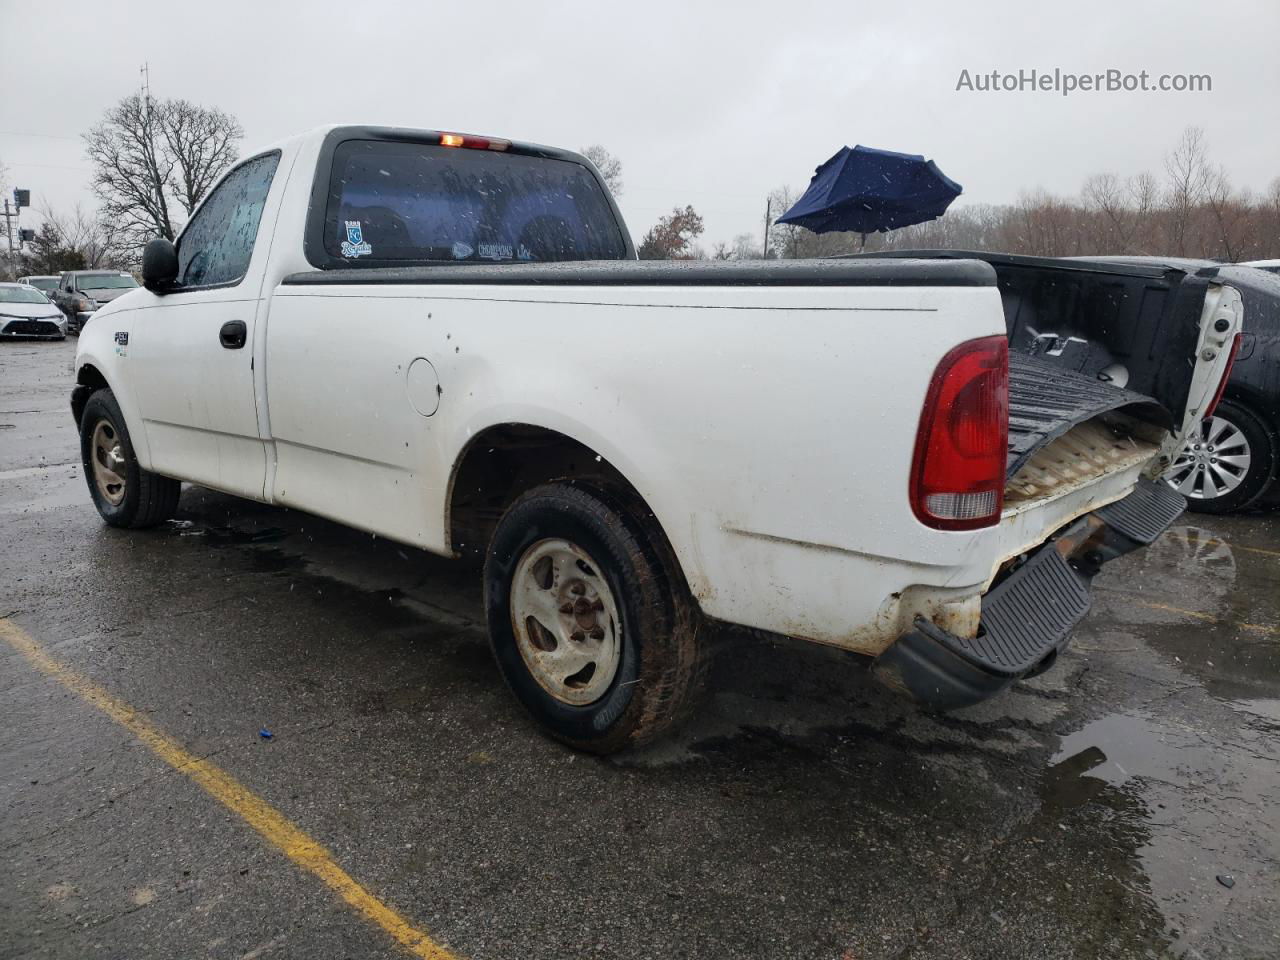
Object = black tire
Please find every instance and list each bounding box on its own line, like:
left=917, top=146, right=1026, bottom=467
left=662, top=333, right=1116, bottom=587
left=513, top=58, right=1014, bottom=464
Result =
left=483, top=482, right=705, bottom=754
left=1174, top=400, right=1277, bottom=514
left=80, top=388, right=181, bottom=528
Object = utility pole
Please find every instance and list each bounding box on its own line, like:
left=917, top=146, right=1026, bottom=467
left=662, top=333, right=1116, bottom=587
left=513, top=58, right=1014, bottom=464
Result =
left=140, top=62, right=153, bottom=135
left=2, top=199, right=13, bottom=256
left=762, top=197, right=771, bottom=260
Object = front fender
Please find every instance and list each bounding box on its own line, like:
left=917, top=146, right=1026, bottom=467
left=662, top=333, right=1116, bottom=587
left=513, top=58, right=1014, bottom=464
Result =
left=73, top=309, right=151, bottom=469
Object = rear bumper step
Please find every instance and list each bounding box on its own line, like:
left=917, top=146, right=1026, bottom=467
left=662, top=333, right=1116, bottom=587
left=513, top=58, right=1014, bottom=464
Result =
left=873, top=478, right=1185, bottom=709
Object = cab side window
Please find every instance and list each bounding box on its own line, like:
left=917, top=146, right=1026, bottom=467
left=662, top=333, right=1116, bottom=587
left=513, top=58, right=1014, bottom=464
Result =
left=176, top=152, right=280, bottom=289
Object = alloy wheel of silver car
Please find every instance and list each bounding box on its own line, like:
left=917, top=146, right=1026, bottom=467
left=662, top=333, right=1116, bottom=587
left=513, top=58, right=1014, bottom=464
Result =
left=509, top=537, right=622, bottom=705
left=1164, top=415, right=1252, bottom=500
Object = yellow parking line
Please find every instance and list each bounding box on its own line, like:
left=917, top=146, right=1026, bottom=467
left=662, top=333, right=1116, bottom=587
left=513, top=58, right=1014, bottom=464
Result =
left=0, top=619, right=459, bottom=960
left=1196, top=536, right=1280, bottom=559
left=1130, top=600, right=1279, bottom=636
left=1238, top=544, right=1280, bottom=559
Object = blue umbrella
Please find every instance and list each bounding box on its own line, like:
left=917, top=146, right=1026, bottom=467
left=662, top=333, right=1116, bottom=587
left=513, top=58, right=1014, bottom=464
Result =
left=776, top=145, right=962, bottom=234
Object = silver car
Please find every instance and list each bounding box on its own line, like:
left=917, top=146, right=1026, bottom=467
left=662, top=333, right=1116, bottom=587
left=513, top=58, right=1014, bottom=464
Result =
left=0, top=283, right=67, bottom=340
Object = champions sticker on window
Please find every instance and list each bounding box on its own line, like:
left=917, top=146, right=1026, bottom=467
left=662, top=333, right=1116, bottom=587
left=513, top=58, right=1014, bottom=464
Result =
left=340, top=221, right=373, bottom=258
left=478, top=243, right=513, bottom=261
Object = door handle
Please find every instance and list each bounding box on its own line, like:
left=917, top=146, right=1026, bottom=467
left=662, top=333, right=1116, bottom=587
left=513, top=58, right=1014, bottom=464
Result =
left=219, top=320, right=247, bottom=349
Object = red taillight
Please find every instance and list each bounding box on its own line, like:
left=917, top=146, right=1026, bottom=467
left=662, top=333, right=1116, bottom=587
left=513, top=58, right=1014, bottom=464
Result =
left=1203, top=332, right=1242, bottom=420
left=910, top=336, right=1009, bottom=531
left=437, top=132, right=511, bottom=152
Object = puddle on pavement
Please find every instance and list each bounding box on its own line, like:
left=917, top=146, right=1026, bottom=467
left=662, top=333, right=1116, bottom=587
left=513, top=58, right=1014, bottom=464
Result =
left=1043, top=516, right=1280, bottom=955
left=166, top=517, right=288, bottom=545
left=1044, top=711, right=1209, bottom=808
left=1101, top=521, right=1280, bottom=703
left=1043, top=705, right=1279, bottom=955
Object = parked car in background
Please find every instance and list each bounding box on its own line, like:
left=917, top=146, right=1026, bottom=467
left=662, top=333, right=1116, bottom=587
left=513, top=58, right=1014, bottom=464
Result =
left=68, top=125, right=1241, bottom=751
left=0, top=282, right=67, bottom=340
left=52, top=270, right=139, bottom=334
left=1077, top=258, right=1280, bottom=513
left=18, top=275, right=61, bottom=295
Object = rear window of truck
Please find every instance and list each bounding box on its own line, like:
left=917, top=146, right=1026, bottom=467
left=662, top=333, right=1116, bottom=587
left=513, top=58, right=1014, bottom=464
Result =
left=322, top=140, right=627, bottom=264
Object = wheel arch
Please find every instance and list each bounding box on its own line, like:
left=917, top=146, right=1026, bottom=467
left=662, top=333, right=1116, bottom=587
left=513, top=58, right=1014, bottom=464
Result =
left=445, top=421, right=695, bottom=598
left=1219, top=389, right=1280, bottom=495
left=1221, top=383, right=1280, bottom=442
left=71, top=357, right=153, bottom=469
left=71, top=362, right=111, bottom=427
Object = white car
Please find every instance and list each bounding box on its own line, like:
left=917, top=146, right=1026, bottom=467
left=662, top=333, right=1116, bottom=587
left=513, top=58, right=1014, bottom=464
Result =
left=69, top=125, right=1242, bottom=752
left=0, top=282, right=67, bottom=340
left=17, top=274, right=60, bottom=296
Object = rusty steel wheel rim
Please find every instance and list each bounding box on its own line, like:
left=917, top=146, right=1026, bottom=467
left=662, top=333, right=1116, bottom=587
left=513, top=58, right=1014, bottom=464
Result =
left=510, top=538, right=621, bottom=705
left=91, top=419, right=127, bottom=507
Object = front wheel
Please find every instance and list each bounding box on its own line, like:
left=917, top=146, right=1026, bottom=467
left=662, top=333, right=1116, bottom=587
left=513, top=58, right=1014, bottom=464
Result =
left=80, top=388, right=182, bottom=528
left=483, top=482, right=705, bottom=754
left=1163, top=400, right=1276, bottom=514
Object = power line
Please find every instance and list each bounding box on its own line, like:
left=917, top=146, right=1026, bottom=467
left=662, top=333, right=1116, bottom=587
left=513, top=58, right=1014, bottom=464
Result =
left=4, top=162, right=91, bottom=172
left=0, top=131, right=82, bottom=141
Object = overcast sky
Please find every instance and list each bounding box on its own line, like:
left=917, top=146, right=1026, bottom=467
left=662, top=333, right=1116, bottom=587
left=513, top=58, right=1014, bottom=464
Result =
left=2, top=0, right=1277, bottom=250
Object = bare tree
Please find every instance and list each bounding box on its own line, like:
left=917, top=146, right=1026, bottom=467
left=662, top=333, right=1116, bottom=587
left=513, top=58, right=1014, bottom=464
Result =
left=1260, top=177, right=1280, bottom=259
left=1164, top=126, right=1212, bottom=256
left=84, top=93, right=243, bottom=253
left=21, top=223, right=85, bottom=275
left=1083, top=173, right=1134, bottom=251
left=161, top=99, right=243, bottom=215
left=730, top=233, right=763, bottom=260
left=766, top=185, right=805, bottom=258
left=579, top=145, right=623, bottom=197
left=84, top=95, right=175, bottom=245
left=47, top=205, right=116, bottom=268
left=18, top=204, right=122, bottom=275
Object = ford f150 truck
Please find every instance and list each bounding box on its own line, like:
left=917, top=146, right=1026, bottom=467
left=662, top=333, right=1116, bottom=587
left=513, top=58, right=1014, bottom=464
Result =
left=70, top=125, right=1243, bottom=753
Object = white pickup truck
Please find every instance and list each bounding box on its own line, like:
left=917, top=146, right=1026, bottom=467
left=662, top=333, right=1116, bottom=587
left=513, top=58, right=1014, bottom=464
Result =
left=71, top=125, right=1244, bottom=753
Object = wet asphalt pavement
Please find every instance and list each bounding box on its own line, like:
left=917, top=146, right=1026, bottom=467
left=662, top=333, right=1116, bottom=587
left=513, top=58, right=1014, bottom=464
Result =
left=2, top=337, right=1278, bottom=960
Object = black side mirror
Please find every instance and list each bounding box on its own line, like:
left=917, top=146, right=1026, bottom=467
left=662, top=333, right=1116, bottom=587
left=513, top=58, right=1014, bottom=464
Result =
left=142, top=237, right=179, bottom=292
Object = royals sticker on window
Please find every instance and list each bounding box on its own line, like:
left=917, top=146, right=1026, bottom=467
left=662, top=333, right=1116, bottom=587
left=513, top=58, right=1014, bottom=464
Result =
left=340, top=221, right=373, bottom=258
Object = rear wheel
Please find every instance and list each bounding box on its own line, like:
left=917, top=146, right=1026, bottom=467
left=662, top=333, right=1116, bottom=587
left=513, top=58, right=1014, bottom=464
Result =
left=483, top=482, right=705, bottom=754
left=1164, top=400, right=1276, bottom=514
left=80, top=388, right=182, bottom=528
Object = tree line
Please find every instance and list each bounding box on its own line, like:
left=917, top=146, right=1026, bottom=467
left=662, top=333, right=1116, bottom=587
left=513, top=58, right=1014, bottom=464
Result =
left=639, top=127, right=1280, bottom=263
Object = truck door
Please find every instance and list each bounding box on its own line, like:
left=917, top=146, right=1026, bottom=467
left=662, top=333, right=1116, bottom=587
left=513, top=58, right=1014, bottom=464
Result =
left=129, top=152, right=283, bottom=500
